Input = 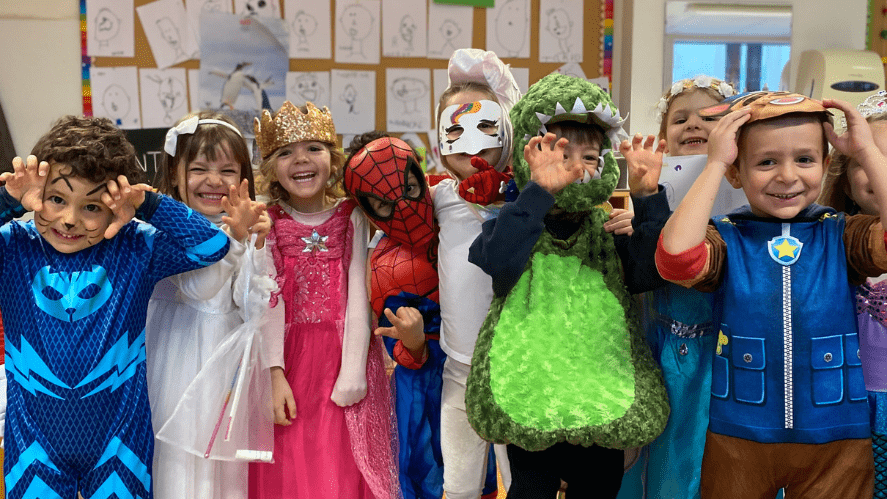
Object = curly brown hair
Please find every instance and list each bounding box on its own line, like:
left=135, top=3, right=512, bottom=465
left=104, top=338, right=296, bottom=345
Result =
left=157, top=111, right=255, bottom=202
left=819, top=112, right=887, bottom=214
left=30, top=115, right=143, bottom=184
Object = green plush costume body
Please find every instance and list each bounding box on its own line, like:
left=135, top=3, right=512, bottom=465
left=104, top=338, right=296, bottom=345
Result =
left=465, top=74, right=670, bottom=452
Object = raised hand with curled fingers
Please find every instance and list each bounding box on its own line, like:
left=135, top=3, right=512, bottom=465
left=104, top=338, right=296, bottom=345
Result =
left=524, top=133, right=584, bottom=195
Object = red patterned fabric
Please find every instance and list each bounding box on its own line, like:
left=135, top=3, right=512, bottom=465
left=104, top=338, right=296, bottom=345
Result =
left=344, top=137, right=435, bottom=247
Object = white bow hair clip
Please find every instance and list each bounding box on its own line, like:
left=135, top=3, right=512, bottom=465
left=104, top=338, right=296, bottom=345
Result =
left=164, top=116, right=246, bottom=157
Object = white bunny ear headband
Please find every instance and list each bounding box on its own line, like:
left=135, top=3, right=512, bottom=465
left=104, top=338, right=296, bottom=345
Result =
left=656, top=75, right=735, bottom=123
left=164, top=116, right=250, bottom=159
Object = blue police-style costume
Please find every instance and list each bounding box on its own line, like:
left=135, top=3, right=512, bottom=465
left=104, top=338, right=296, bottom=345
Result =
left=710, top=206, right=868, bottom=444
left=0, top=188, right=229, bottom=499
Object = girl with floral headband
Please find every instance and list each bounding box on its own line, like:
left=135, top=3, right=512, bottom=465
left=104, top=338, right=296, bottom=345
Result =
left=619, top=75, right=750, bottom=499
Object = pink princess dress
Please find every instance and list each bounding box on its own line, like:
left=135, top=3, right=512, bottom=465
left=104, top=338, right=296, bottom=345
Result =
left=249, top=199, right=400, bottom=499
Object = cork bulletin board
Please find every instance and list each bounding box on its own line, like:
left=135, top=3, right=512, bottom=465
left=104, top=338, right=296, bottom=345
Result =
left=81, top=0, right=611, bottom=179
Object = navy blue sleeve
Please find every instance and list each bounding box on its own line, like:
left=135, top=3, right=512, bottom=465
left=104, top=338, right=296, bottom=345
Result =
left=468, top=181, right=556, bottom=297
left=614, top=186, right=670, bottom=294
left=138, top=194, right=230, bottom=280
left=0, top=186, right=27, bottom=223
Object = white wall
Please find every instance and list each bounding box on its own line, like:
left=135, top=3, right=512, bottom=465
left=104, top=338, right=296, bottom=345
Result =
left=623, top=0, right=869, bottom=138
left=0, top=1, right=81, bottom=158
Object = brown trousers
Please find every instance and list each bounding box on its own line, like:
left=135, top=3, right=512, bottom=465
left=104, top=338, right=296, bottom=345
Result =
left=700, top=431, right=874, bottom=499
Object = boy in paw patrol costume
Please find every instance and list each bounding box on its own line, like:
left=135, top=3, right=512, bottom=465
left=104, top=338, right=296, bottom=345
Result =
left=657, top=92, right=887, bottom=498
left=0, top=117, right=229, bottom=499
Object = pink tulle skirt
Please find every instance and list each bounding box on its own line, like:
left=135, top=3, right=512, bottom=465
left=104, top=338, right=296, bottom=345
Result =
left=249, top=320, right=375, bottom=499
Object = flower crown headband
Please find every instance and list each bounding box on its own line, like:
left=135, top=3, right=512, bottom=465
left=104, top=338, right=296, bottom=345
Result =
left=656, top=75, right=735, bottom=123
left=164, top=116, right=248, bottom=159
left=858, top=90, right=887, bottom=118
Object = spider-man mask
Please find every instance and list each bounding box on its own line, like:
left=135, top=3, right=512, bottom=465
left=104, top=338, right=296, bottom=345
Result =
left=344, top=137, right=436, bottom=247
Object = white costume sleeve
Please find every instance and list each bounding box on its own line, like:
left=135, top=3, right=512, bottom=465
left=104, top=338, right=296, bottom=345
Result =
left=170, top=232, right=246, bottom=301
left=330, top=209, right=372, bottom=406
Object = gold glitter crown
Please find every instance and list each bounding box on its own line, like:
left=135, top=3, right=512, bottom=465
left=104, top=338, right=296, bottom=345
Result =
left=254, top=101, right=336, bottom=159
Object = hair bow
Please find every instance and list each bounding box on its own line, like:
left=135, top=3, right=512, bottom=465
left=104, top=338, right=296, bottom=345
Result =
left=164, top=116, right=245, bottom=156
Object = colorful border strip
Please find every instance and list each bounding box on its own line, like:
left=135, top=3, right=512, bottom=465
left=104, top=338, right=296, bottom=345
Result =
left=600, top=0, right=614, bottom=87
left=81, top=0, right=92, bottom=117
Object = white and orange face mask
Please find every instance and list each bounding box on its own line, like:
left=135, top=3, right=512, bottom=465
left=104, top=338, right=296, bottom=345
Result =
left=438, top=100, right=504, bottom=156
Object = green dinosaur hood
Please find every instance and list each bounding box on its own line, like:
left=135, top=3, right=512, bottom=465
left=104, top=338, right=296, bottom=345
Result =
left=510, top=74, right=628, bottom=212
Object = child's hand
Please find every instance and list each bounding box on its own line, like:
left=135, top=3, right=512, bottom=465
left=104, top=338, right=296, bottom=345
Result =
left=251, top=212, right=271, bottom=250
left=270, top=366, right=296, bottom=425
left=330, top=370, right=368, bottom=407
left=221, top=179, right=266, bottom=243
left=824, top=99, right=879, bottom=160
left=620, top=134, right=665, bottom=197
left=524, top=133, right=583, bottom=195
left=604, top=208, right=634, bottom=236
left=375, top=307, right=426, bottom=354
left=707, top=108, right=752, bottom=169
left=458, top=156, right=511, bottom=205
left=1, top=156, right=49, bottom=211
left=102, top=175, right=151, bottom=239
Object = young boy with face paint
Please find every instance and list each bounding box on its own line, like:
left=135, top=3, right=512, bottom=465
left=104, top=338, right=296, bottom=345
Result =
left=0, top=116, right=229, bottom=499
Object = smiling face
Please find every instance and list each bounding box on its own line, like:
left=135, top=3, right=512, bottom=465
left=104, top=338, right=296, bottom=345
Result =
left=727, top=117, right=827, bottom=219
left=273, top=140, right=333, bottom=213
left=36, top=163, right=114, bottom=254
left=562, top=141, right=601, bottom=183
left=176, top=143, right=242, bottom=217
left=846, top=120, right=887, bottom=216
left=662, top=89, right=722, bottom=157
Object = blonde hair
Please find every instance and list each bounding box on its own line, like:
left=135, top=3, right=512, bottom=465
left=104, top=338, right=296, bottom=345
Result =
left=819, top=111, right=887, bottom=214
left=257, top=143, right=346, bottom=206
left=656, top=76, right=735, bottom=141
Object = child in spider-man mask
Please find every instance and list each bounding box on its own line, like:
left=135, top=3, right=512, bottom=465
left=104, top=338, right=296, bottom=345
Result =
left=0, top=116, right=229, bottom=499
left=345, top=132, right=491, bottom=499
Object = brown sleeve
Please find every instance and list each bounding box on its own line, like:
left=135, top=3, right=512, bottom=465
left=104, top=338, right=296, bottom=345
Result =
left=692, top=224, right=727, bottom=292
left=845, top=214, right=887, bottom=286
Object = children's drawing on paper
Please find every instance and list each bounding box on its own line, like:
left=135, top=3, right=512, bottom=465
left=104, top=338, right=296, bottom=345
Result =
left=335, top=0, right=380, bottom=64
left=86, top=0, right=134, bottom=57
left=382, top=0, right=426, bottom=57
left=209, top=62, right=274, bottom=110
left=199, top=12, right=288, bottom=132
left=185, top=0, right=232, bottom=49
left=287, top=72, right=330, bottom=109
left=235, top=0, right=280, bottom=18
left=137, top=0, right=198, bottom=68
left=188, top=68, right=200, bottom=112
left=386, top=68, right=431, bottom=132
left=284, top=0, right=331, bottom=59
left=331, top=69, right=375, bottom=134
left=539, top=0, right=584, bottom=63
left=486, top=0, right=529, bottom=58
left=140, top=68, right=188, bottom=128
left=90, top=66, right=141, bottom=129
left=427, top=1, right=472, bottom=60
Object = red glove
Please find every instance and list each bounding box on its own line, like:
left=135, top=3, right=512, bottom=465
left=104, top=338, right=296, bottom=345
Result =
left=458, top=156, right=512, bottom=205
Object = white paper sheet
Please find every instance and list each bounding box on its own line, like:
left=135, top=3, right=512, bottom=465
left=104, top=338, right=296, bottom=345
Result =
left=334, top=0, right=381, bottom=64
left=427, top=0, right=472, bottom=60
left=91, top=66, right=141, bottom=129
left=234, top=0, right=281, bottom=18
left=386, top=68, right=431, bottom=132
left=87, top=0, right=134, bottom=57
left=382, top=0, right=426, bottom=58
left=188, top=68, right=200, bottom=112
left=137, top=0, right=199, bottom=69
left=287, top=71, right=331, bottom=109
left=284, top=0, right=332, bottom=59
left=140, top=67, right=189, bottom=128
left=510, top=67, right=529, bottom=95
left=185, top=0, right=232, bottom=50
left=659, top=154, right=748, bottom=216
left=330, top=69, right=376, bottom=134
left=538, top=0, right=583, bottom=63
left=485, top=0, right=530, bottom=59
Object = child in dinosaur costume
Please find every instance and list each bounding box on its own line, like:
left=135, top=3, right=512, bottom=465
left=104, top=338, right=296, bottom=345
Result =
left=467, top=74, right=671, bottom=497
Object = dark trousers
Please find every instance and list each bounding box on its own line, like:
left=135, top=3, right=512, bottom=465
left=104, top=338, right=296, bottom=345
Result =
left=506, top=442, right=624, bottom=498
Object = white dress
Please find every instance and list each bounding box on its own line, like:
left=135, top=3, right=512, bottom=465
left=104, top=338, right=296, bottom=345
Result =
left=145, top=217, right=276, bottom=499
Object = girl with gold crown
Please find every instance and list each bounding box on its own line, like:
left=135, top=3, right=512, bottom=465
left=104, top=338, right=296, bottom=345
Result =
left=247, top=101, right=400, bottom=498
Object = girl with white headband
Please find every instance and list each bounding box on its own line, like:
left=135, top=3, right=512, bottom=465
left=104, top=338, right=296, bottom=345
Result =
left=144, top=111, right=275, bottom=499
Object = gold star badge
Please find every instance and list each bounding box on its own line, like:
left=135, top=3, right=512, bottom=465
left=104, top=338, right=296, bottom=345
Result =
left=301, top=230, right=329, bottom=253
left=774, top=238, right=798, bottom=259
